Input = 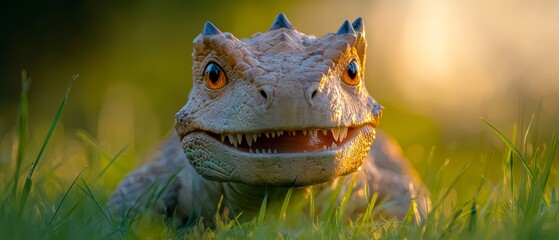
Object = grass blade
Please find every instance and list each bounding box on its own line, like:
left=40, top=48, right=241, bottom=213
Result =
left=92, top=145, right=127, bottom=183
left=76, top=130, right=121, bottom=170
left=309, top=186, right=315, bottom=224
left=481, top=118, right=537, bottom=185
left=18, top=179, right=32, bottom=214
left=257, top=190, right=268, bottom=226
left=323, top=177, right=344, bottom=222
left=20, top=75, right=77, bottom=213
left=62, top=195, right=86, bottom=220
left=508, top=124, right=518, bottom=195
left=78, top=177, right=112, bottom=224
left=339, top=174, right=358, bottom=222
left=468, top=200, right=477, bottom=231
left=151, top=167, right=184, bottom=209
left=12, top=70, right=29, bottom=200
left=539, top=133, right=557, bottom=191
left=76, top=130, right=112, bottom=158
left=278, top=187, right=293, bottom=223
left=50, top=167, right=87, bottom=224
left=522, top=114, right=535, bottom=154
left=353, top=192, right=378, bottom=238
left=430, top=161, right=471, bottom=214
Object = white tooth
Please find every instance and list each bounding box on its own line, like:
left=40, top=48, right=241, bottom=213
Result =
left=237, top=134, right=243, bottom=145
left=337, top=128, right=343, bottom=141
left=303, top=129, right=307, bottom=136
left=221, top=135, right=225, bottom=142
left=246, top=134, right=253, bottom=147
left=265, top=132, right=269, bottom=138
left=271, top=132, right=276, bottom=138
left=253, top=134, right=258, bottom=143
left=321, top=129, right=327, bottom=136
left=311, top=129, right=318, bottom=138
left=231, top=136, right=238, bottom=148
left=268, top=148, right=272, bottom=153
left=274, top=149, right=277, bottom=153
left=278, top=131, right=283, bottom=136
left=340, top=127, right=348, bottom=141
left=331, top=142, right=337, bottom=148
left=331, top=128, right=340, bottom=141
left=323, top=145, right=328, bottom=150
left=256, top=149, right=260, bottom=153
left=249, top=149, right=253, bottom=153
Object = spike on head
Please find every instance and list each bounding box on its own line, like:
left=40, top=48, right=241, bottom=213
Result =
left=336, top=20, right=356, bottom=35
left=352, top=17, right=364, bottom=33
left=202, top=21, right=222, bottom=36
left=269, top=13, right=295, bottom=31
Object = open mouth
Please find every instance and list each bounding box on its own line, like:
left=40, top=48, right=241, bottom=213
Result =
left=204, top=127, right=362, bottom=154
left=180, top=124, right=376, bottom=186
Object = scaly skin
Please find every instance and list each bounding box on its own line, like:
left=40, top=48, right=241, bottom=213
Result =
left=107, top=13, right=430, bottom=226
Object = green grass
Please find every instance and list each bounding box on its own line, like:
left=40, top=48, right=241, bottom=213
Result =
left=1, top=76, right=559, bottom=239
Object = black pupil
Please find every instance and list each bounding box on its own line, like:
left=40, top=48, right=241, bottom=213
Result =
left=206, top=63, right=221, bottom=83
left=347, top=61, right=358, bottom=79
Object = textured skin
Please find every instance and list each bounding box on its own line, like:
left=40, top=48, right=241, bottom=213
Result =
left=107, top=14, right=430, bottom=225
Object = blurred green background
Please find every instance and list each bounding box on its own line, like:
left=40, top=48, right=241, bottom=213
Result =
left=1, top=0, right=558, bottom=198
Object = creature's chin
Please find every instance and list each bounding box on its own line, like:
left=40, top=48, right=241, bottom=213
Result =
left=180, top=125, right=376, bottom=187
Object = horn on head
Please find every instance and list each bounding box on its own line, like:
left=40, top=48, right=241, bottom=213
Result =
left=201, top=21, right=222, bottom=36
left=269, top=13, right=295, bottom=31
left=336, top=20, right=356, bottom=35
left=351, top=17, right=364, bottom=34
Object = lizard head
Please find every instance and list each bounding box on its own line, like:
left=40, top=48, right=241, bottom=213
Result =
left=175, top=13, right=383, bottom=187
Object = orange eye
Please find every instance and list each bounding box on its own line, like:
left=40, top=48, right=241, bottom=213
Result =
left=204, top=62, right=228, bottom=90
left=342, top=60, right=361, bottom=86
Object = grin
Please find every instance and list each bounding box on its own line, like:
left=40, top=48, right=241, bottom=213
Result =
left=205, top=127, right=362, bottom=154
left=179, top=125, right=376, bottom=186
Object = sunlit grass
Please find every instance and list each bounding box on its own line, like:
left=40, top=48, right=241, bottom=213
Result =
left=1, top=77, right=558, bottom=239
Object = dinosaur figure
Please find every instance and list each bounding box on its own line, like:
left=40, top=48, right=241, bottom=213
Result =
left=107, top=13, right=430, bottom=226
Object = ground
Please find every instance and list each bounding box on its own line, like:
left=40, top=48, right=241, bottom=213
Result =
left=1, top=77, right=558, bottom=239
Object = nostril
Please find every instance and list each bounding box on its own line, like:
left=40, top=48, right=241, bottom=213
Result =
left=260, top=89, right=268, bottom=99
left=305, top=84, right=320, bottom=106
left=311, top=90, right=318, bottom=99
left=258, top=86, right=273, bottom=107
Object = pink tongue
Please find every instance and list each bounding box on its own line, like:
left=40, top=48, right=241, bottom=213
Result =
left=240, top=133, right=336, bottom=152
left=208, top=128, right=358, bottom=153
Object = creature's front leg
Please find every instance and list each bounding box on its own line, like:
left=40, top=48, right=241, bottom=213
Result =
left=362, top=132, right=431, bottom=220
left=106, top=138, right=187, bottom=223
